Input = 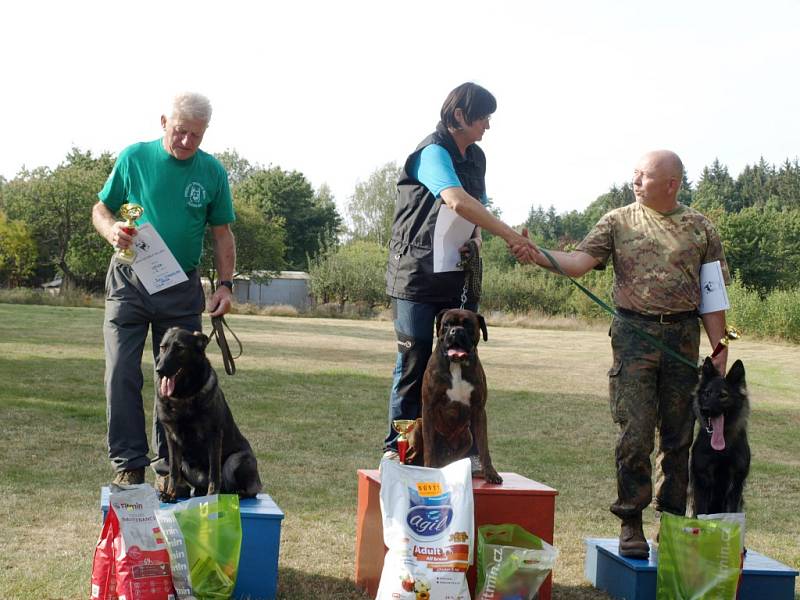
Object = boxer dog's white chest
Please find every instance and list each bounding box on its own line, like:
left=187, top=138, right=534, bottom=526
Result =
left=446, top=363, right=474, bottom=405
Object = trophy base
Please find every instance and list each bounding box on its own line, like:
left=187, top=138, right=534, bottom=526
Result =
left=115, top=251, right=136, bottom=265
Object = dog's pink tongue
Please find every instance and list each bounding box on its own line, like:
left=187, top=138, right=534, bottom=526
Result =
left=447, top=349, right=468, bottom=360
left=160, top=375, right=176, bottom=398
left=710, top=415, right=726, bottom=451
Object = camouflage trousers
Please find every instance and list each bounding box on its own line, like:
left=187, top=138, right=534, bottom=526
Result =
left=608, top=316, right=700, bottom=519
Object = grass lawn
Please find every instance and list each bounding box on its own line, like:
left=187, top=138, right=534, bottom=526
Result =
left=0, top=303, right=798, bottom=599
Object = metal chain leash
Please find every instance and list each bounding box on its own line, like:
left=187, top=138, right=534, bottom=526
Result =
left=457, top=239, right=482, bottom=309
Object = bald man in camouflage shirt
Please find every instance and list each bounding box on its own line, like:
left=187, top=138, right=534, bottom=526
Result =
left=523, top=150, right=730, bottom=558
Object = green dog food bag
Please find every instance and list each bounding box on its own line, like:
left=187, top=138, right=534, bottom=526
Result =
left=476, top=523, right=558, bottom=600
left=155, top=494, right=242, bottom=600
left=656, top=512, right=743, bottom=600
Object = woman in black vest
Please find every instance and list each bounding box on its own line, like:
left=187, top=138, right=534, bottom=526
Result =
left=383, top=82, right=539, bottom=465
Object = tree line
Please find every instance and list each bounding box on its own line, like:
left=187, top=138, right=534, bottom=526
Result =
left=2, top=149, right=799, bottom=317
left=0, top=148, right=341, bottom=289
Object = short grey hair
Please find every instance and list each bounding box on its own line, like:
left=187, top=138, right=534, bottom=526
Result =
left=168, top=92, right=212, bottom=123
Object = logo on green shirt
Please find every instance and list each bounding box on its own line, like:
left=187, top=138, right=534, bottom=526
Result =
left=185, top=182, right=207, bottom=208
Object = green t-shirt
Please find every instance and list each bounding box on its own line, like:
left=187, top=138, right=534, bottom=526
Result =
left=98, top=139, right=235, bottom=272
left=577, top=202, right=730, bottom=314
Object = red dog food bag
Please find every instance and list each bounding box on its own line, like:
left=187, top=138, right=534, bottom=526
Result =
left=377, top=458, right=474, bottom=600
left=91, top=484, right=176, bottom=600
left=90, top=511, right=119, bottom=600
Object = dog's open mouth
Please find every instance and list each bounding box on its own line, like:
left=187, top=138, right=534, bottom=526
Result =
left=447, top=347, right=469, bottom=361
left=159, top=369, right=183, bottom=398
left=706, top=415, right=726, bottom=451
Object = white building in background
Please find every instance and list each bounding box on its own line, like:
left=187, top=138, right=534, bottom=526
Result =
left=230, top=271, right=312, bottom=310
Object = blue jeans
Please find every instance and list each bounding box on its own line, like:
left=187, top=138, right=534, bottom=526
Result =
left=384, top=297, right=477, bottom=450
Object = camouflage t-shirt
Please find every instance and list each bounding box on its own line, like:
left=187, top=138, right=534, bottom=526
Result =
left=576, top=202, right=730, bottom=314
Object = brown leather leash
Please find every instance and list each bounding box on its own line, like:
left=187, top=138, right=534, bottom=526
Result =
left=209, top=315, right=242, bottom=376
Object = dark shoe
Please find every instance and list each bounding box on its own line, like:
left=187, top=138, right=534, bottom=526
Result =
left=619, top=515, right=650, bottom=559
left=112, top=467, right=145, bottom=486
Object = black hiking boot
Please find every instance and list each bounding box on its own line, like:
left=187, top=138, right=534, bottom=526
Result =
left=619, top=514, right=650, bottom=559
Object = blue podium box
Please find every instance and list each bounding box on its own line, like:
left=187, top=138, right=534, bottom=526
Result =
left=585, top=538, right=798, bottom=600
left=101, top=487, right=284, bottom=600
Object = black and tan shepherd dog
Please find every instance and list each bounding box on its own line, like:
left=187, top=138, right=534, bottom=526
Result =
left=155, top=327, right=262, bottom=502
left=690, top=357, right=750, bottom=516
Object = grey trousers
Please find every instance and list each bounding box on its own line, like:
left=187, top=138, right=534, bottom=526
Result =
left=103, top=260, right=204, bottom=472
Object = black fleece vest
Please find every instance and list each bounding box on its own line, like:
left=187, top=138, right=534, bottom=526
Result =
left=385, top=123, right=486, bottom=302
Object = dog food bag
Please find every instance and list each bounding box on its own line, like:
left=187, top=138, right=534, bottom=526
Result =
left=697, top=512, right=746, bottom=550
left=376, top=458, right=474, bottom=600
left=90, top=512, right=119, bottom=600
left=475, top=524, right=558, bottom=600
left=155, top=494, right=242, bottom=600
left=90, top=483, right=176, bottom=600
left=656, top=512, right=743, bottom=600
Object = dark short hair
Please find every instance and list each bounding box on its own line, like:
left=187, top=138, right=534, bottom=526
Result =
left=440, top=82, right=497, bottom=129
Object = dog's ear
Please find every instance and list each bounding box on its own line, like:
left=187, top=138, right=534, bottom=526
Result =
left=702, top=356, right=718, bottom=378
left=192, top=330, right=210, bottom=350
left=435, top=309, right=448, bottom=338
left=726, top=359, right=746, bottom=388
left=477, top=313, right=488, bottom=342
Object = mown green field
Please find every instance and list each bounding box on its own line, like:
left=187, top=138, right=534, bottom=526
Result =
left=0, top=303, right=797, bottom=599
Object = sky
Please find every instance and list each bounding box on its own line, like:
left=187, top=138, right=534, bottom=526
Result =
left=2, top=0, right=799, bottom=227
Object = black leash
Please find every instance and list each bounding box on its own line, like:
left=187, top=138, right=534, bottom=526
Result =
left=209, top=315, right=242, bottom=376
left=538, top=248, right=699, bottom=370
left=458, top=238, right=482, bottom=309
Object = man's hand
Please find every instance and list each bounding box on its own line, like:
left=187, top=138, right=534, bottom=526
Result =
left=108, top=221, right=136, bottom=249
left=208, top=286, right=233, bottom=317
left=710, top=345, right=728, bottom=376
left=507, top=228, right=540, bottom=264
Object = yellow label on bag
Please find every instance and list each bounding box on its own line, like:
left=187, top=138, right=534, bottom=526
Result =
left=416, top=482, right=443, bottom=497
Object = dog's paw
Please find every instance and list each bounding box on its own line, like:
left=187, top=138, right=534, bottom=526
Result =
left=483, top=467, right=503, bottom=485
left=159, top=490, right=178, bottom=503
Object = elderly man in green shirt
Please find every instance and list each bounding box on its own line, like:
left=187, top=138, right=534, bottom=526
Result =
left=92, top=92, right=236, bottom=487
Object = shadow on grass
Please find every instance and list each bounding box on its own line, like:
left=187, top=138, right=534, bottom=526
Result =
left=274, top=567, right=370, bottom=600
left=267, top=571, right=612, bottom=600
left=551, top=582, right=613, bottom=599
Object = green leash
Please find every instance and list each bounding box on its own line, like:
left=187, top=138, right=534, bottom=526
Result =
left=538, top=248, right=700, bottom=370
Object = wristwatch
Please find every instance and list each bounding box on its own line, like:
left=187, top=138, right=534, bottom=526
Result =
left=218, top=280, right=233, bottom=291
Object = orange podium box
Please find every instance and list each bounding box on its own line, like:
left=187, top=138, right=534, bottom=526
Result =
left=355, top=469, right=558, bottom=599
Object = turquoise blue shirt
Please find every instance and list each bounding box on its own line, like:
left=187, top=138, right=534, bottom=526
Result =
left=411, top=144, right=489, bottom=204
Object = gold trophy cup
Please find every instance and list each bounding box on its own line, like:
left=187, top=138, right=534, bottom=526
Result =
left=392, top=419, right=417, bottom=464
left=711, top=325, right=741, bottom=358
left=115, top=203, right=144, bottom=265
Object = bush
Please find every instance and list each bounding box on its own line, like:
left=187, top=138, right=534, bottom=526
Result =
left=727, top=275, right=800, bottom=343
left=481, top=265, right=573, bottom=314
left=308, top=240, right=388, bottom=307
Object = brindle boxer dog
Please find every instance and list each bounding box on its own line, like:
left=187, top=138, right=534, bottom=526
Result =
left=155, top=327, right=262, bottom=502
left=408, top=308, right=502, bottom=484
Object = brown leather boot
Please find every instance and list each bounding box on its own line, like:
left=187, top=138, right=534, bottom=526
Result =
left=619, top=514, right=650, bottom=559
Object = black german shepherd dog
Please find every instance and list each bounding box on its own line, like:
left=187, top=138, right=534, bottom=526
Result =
left=690, top=358, right=750, bottom=516
left=155, top=327, right=262, bottom=502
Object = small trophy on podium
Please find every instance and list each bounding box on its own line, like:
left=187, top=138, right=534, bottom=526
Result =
left=392, top=419, right=417, bottom=464
left=711, top=325, right=741, bottom=358
left=116, top=203, right=144, bottom=265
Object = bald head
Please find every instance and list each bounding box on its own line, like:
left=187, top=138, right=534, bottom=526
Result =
left=633, top=150, right=684, bottom=209
left=642, top=150, right=684, bottom=179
